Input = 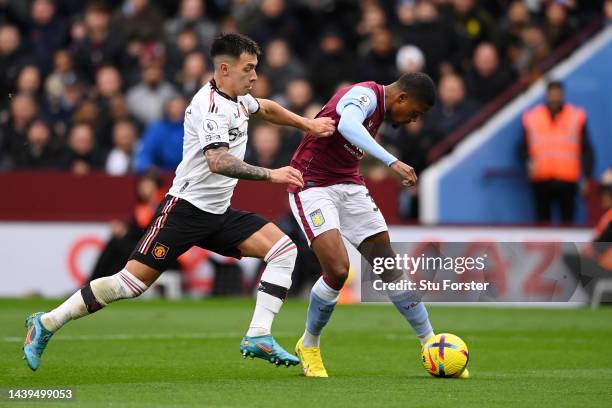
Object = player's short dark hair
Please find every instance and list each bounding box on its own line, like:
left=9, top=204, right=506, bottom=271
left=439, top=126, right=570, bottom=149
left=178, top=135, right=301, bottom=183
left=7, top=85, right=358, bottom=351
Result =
left=397, top=72, right=436, bottom=107
left=211, top=33, right=261, bottom=60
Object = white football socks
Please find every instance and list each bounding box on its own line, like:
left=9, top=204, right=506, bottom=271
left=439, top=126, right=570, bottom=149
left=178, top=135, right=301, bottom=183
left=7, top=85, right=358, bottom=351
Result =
left=246, top=236, right=296, bottom=337
left=41, top=269, right=147, bottom=332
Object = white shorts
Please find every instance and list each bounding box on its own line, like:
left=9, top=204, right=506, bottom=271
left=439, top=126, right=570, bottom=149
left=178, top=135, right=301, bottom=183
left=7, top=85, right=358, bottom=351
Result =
left=289, top=183, right=388, bottom=247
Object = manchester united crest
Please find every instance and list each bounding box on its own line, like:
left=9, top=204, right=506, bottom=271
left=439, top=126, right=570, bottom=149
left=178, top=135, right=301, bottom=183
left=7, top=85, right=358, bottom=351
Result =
left=152, top=242, right=169, bottom=259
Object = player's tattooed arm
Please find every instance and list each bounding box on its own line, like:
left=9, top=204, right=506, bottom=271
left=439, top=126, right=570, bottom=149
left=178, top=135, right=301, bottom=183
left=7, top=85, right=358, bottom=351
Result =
left=205, top=146, right=270, bottom=180
left=204, top=146, right=305, bottom=187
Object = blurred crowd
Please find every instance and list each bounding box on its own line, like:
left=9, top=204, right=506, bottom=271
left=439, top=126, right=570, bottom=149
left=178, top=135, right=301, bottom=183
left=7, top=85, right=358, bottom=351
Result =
left=0, top=0, right=608, bottom=205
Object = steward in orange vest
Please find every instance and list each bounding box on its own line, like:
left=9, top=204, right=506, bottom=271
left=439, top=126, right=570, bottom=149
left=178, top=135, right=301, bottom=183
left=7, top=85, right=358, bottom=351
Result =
left=519, top=81, right=594, bottom=223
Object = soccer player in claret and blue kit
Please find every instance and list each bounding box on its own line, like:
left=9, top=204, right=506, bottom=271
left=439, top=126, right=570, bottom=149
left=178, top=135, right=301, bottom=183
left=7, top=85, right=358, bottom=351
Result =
left=288, top=73, right=468, bottom=378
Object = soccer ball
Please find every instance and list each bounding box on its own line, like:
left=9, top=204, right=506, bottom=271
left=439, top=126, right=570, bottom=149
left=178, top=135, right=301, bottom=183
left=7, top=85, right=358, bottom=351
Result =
left=421, top=333, right=469, bottom=378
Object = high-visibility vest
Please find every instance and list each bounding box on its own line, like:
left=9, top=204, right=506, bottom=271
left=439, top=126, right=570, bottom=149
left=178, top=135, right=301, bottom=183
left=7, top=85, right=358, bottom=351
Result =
left=522, top=103, right=586, bottom=182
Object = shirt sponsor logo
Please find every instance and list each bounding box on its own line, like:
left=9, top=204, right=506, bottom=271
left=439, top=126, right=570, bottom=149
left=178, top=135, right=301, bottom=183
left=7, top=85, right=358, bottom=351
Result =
left=229, top=128, right=246, bottom=142
left=309, top=209, right=325, bottom=227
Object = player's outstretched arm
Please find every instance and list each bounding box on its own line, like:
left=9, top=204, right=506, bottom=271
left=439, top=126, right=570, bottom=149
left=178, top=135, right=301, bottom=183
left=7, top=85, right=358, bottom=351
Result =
left=205, top=146, right=304, bottom=187
left=256, top=98, right=335, bottom=137
left=337, top=104, right=417, bottom=186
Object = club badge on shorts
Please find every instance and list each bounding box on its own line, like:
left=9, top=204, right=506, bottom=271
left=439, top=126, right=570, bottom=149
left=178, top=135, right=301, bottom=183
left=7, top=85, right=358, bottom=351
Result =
left=152, top=242, right=169, bottom=259
left=309, top=209, right=325, bottom=227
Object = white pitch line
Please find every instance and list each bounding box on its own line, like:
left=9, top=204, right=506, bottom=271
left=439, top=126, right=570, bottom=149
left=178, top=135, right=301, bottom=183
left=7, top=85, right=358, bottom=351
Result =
left=2, top=331, right=293, bottom=343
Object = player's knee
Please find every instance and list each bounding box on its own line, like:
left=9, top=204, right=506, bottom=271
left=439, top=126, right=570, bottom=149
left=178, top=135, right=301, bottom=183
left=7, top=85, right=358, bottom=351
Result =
left=262, top=236, right=297, bottom=289
left=88, top=270, right=148, bottom=310
left=323, top=257, right=350, bottom=286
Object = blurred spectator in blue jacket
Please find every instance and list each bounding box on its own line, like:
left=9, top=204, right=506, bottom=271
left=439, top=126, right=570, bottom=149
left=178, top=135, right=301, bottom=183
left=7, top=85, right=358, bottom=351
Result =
left=134, top=96, right=186, bottom=173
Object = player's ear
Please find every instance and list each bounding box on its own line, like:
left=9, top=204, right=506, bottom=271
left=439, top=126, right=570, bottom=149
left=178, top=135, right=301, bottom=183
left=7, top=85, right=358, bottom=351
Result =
left=397, top=92, right=410, bottom=104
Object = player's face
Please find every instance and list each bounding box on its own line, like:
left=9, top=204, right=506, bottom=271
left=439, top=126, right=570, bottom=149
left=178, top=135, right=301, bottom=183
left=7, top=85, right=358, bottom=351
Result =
left=228, top=52, right=258, bottom=96
left=388, top=95, right=429, bottom=125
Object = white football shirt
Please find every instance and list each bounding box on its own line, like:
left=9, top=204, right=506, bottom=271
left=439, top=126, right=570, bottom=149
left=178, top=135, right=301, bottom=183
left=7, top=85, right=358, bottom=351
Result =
left=168, top=80, right=260, bottom=214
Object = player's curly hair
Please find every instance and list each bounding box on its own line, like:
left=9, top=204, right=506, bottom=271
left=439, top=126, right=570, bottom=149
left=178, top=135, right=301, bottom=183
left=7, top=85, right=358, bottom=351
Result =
left=397, top=72, right=436, bottom=107
left=211, top=33, right=261, bottom=60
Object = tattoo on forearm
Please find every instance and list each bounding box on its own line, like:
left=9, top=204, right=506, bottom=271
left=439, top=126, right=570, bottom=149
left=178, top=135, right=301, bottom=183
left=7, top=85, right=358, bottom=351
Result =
left=211, top=151, right=271, bottom=181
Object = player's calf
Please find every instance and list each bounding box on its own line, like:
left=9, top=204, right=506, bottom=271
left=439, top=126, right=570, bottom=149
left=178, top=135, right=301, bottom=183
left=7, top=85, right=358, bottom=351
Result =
left=242, top=235, right=300, bottom=366
left=41, top=269, right=149, bottom=333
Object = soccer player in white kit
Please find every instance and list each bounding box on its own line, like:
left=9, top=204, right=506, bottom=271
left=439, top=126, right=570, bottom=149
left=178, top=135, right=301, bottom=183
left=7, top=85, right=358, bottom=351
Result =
left=23, top=33, right=335, bottom=371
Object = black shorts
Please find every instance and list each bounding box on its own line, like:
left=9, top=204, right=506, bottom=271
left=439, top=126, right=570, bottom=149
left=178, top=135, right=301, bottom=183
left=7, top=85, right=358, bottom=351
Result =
left=129, top=195, right=269, bottom=272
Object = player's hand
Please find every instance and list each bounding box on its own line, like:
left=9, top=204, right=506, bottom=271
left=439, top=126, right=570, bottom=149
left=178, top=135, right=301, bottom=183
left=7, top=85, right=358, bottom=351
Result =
left=270, top=166, right=304, bottom=188
left=306, top=117, right=335, bottom=138
left=390, top=160, right=417, bottom=186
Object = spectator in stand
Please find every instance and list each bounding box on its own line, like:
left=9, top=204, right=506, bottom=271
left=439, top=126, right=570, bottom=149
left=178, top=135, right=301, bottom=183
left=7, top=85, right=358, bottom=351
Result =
left=396, top=45, right=425, bottom=75
left=175, top=51, right=210, bottom=99
left=452, top=0, right=498, bottom=65
left=250, top=73, right=272, bottom=99
left=425, top=73, right=478, bottom=135
left=13, top=119, right=59, bottom=169
left=16, top=65, right=43, bottom=101
left=518, top=81, right=594, bottom=224
left=113, top=0, right=164, bottom=43
left=105, top=119, right=138, bottom=175
left=544, top=2, right=578, bottom=49
left=45, top=50, right=78, bottom=108
left=245, top=123, right=291, bottom=169
left=126, top=62, right=179, bottom=125
left=94, top=65, right=124, bottom=147
left=261, top=38, right=306, bottom=97
left=308, top=29, right=356, bottom=100
left=133, top=96, right=186, bottom=173
left=501, top=1, right=532, bottom=64
left=1, top=94, right=38, bottom=167
left=245, top=0, right=300, bottom=52
left=395, top=1, right=455, bottom=81
left=0, top=25, right=28, bottom=110
left=26, top=0, right=68, bottom=75
left=164, top=0, right=217, bottom=52
left=165, top=27, right=203, bottom=82
left=514, top=23, right=551, bottom=78
left=89, top=172, right=165, bottom=281
left=60, top=122, right=106, bottom=175
left=465, top=42, right=517, bottom=105
left=360, top=28, right=398, bottom=85
left=72, top=1, right=127, bottom=84
left=356, top=3, right=387, bottom=44
left=283, top=78, right=314, bottom=117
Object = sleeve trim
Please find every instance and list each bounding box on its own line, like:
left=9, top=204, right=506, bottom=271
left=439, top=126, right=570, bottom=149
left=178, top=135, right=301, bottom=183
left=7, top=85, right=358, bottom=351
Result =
left=202, top=142, right=230, bottom=153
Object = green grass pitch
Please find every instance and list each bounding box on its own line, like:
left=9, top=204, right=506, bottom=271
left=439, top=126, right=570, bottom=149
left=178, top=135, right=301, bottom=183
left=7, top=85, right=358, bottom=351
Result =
left=1, top=298, right=611, bottom=407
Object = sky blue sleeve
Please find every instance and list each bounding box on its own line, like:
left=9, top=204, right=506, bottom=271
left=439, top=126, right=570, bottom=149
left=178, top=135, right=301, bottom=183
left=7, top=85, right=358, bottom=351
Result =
left=337, top=100, right=398, bottom=167
left=336, top=86, right=378, bottom=118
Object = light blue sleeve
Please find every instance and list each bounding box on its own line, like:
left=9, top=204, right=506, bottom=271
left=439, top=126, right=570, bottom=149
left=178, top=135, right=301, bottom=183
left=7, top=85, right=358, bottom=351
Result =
left=336, top=86, right=378, bottom=118
left=336, top=91, right=397, bottom=167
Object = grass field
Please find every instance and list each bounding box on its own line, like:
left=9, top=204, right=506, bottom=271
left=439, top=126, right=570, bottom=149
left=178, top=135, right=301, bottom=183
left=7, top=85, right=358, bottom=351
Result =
left=1, top=298, right=611, bottom=408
